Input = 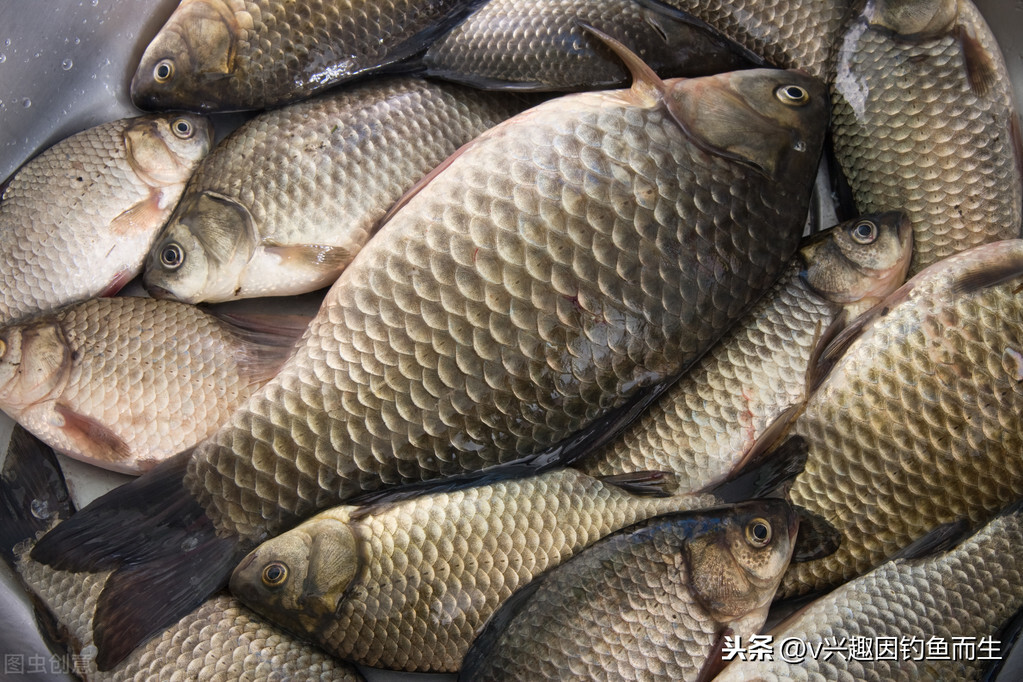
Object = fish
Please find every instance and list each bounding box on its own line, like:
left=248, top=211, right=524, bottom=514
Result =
left=229, top=467, right=718, bottom=672
left=144, top=78, right=541, bottom=303
left=715, top=504, right=1023, bottom=682
left=33, top=45, right=828, bottom=669
left=829, top=0, right=1023, bottom=274
left=576, top=211, right=913, bottom=492
left=0, top=297, right=309, bottom=475
left=0, top=427, right=364, bottom=682
left=779, top=239, right=1023, bottom=597
left=459, top=499, right=799, bottom=681
left=0, top=113, right=212, bottom=326
left=130, top=0, right=488, bottom=112
left=420, top=0, right=754, bottom=91
left=642, top=0, right=853, bottom=78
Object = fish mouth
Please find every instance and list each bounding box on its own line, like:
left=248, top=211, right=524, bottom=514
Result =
left=144, top=282, right=176, bottom=300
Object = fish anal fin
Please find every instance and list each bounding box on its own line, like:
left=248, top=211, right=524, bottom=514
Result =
left=53, top=403, right=133, bottom=465
left=108, top=191, right=163, bottom=235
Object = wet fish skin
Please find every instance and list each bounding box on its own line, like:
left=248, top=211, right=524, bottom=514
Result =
left=648, top=0, right=853, bottom=77
left=459, top=499, right=798, bottom=681
left=830, top=0, right=1023, bottom=274
left=131, top=0, right=487, bottom=112
left=144, top=78, right=540, bottom=303
left=421, top=0, right=753, bottom=91
left=716, top=506, right=1023, bottom=682
left=0, top=113, right=212, bottom=326
left=32, top=63, right=828, bottom=667
left=781, top=239, right=1023, bottom=597
left=577, top=212, right=912, bottom=491
left=0, top=297, right=304, bottom=475
left=229, top=468, right=718, bottom=672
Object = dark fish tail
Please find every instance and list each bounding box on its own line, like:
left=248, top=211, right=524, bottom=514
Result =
left=29, top=449, right=247, bottom=670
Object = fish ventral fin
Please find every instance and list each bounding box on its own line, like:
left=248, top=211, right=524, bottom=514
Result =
left=28, top=449, right=245, bottom=668
left=598, top=470, right=675, bottom=497
left=949, top=249, right=1023, bottom=296
left=0, top=426, right=74, bottom=564
left=262, top=241, right=352, bottom=273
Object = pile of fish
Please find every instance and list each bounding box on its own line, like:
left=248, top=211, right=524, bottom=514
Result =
left=0, top=0, right=1021, bottom=680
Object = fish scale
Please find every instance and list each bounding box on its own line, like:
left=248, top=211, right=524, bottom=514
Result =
left=190, top=81, right=817, bottom=541
left=716, top=506, right=1023, bottom=681
left=132, top=0, right=486, bottom=111
left=229, top=468, right=718, bottom=671
left=781, top=240, right=1023, bottom=597
left=0, top=114, right=211, bottom=325
left=830, top=0, right=1022, bottom=274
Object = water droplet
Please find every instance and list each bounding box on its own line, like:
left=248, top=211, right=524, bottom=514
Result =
left=30, top=498, right=50, bottom=520
left=61, top=58, right=73, bottom=71
left=0, top=54, right=6, bottom=64
left=73, top=37, right=81, bottom=45
left=91, top=0, right=99, bottom=5
left=21, top=98, right=31, bottom=108
left=3, top=39, right=10, bottom=48
left=181, top=536, right=198, bottom=552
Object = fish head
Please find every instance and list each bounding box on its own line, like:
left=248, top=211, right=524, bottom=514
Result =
left=864, top=0, right=959, bottom=37
left=144, top=191, right=256, bottom=303
left=229, top=510, right=359, bottom=635
left=123, top=113, right=213, bottom=187
left=0, top=321, right=71, bottom=411
left=664, top=68, right=829, bottom=181
left=130, top=0, right=242, bottom=112
left=799, top=211, right=914, bottom=309
left=683, top=499, right=798, bottom=622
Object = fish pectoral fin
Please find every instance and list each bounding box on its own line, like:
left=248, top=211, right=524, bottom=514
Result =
left=97, top=268, right=134, bottom=298
left=950, top=249, right=1023, bottom=295
left=789, top=507, right=842, bottom=563
left=262, top=241, right=353, bottom=273
left=599, top=470, right=676, bottom=497
left=108, top=191, right=163, bottom=235
left=53, top=403, right=133, bottom=464
left=955, top=23, right=998, bottom=98
left=693, top=628, right=733, bottom=682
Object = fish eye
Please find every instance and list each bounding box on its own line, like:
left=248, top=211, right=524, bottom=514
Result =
left=160, top=243, right=185, bottom=270
left=851, top=220, right=879, bottom=244
left=776, top=84, right=811, bottom=106
left=261, top=562, right=289, bottom=587
left=154, top=59, right=175, bottom=83
left=171, top=118, right=194, bottom=139
left=745, top=518, right=773, bottom=547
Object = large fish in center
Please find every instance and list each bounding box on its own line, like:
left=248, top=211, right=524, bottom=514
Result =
left=33, top=44, right=828, bottom=669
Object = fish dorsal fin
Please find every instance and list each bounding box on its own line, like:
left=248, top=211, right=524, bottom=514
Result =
left=207, top=309, right=312, bottom=384
left=577, top=22, right=665, bottom=106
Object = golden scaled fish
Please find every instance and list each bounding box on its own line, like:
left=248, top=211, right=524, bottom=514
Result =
left=33, top=45, right=828, bottom=669
left=144, top=78, right=540, bottom=303
left=0, top=428, right=363, bottom=682
left=229, top=468, right=717, bottom=672
left=130, top=0, right=488, bottom=112
left=421, top=0, right=754, bottom=91
left=830, top=0, right=1023, bottom=274
left=459, top=499, right=798, bottom=681
left=645, top=0, right=853, bottom=78
left=716, top=505, right=1023, bottom=682
left=0, top=113, right=212, bottom=326
left=0, top=297, right=308, bottom=475
left=780, top=239, right=1023, bottom=598
left=577, top=212, right=913, bottom=492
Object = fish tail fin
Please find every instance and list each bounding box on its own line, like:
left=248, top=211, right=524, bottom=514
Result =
left=0, top=426, right=74, bottom=565
left=29, top=449, right=246, bottom=670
